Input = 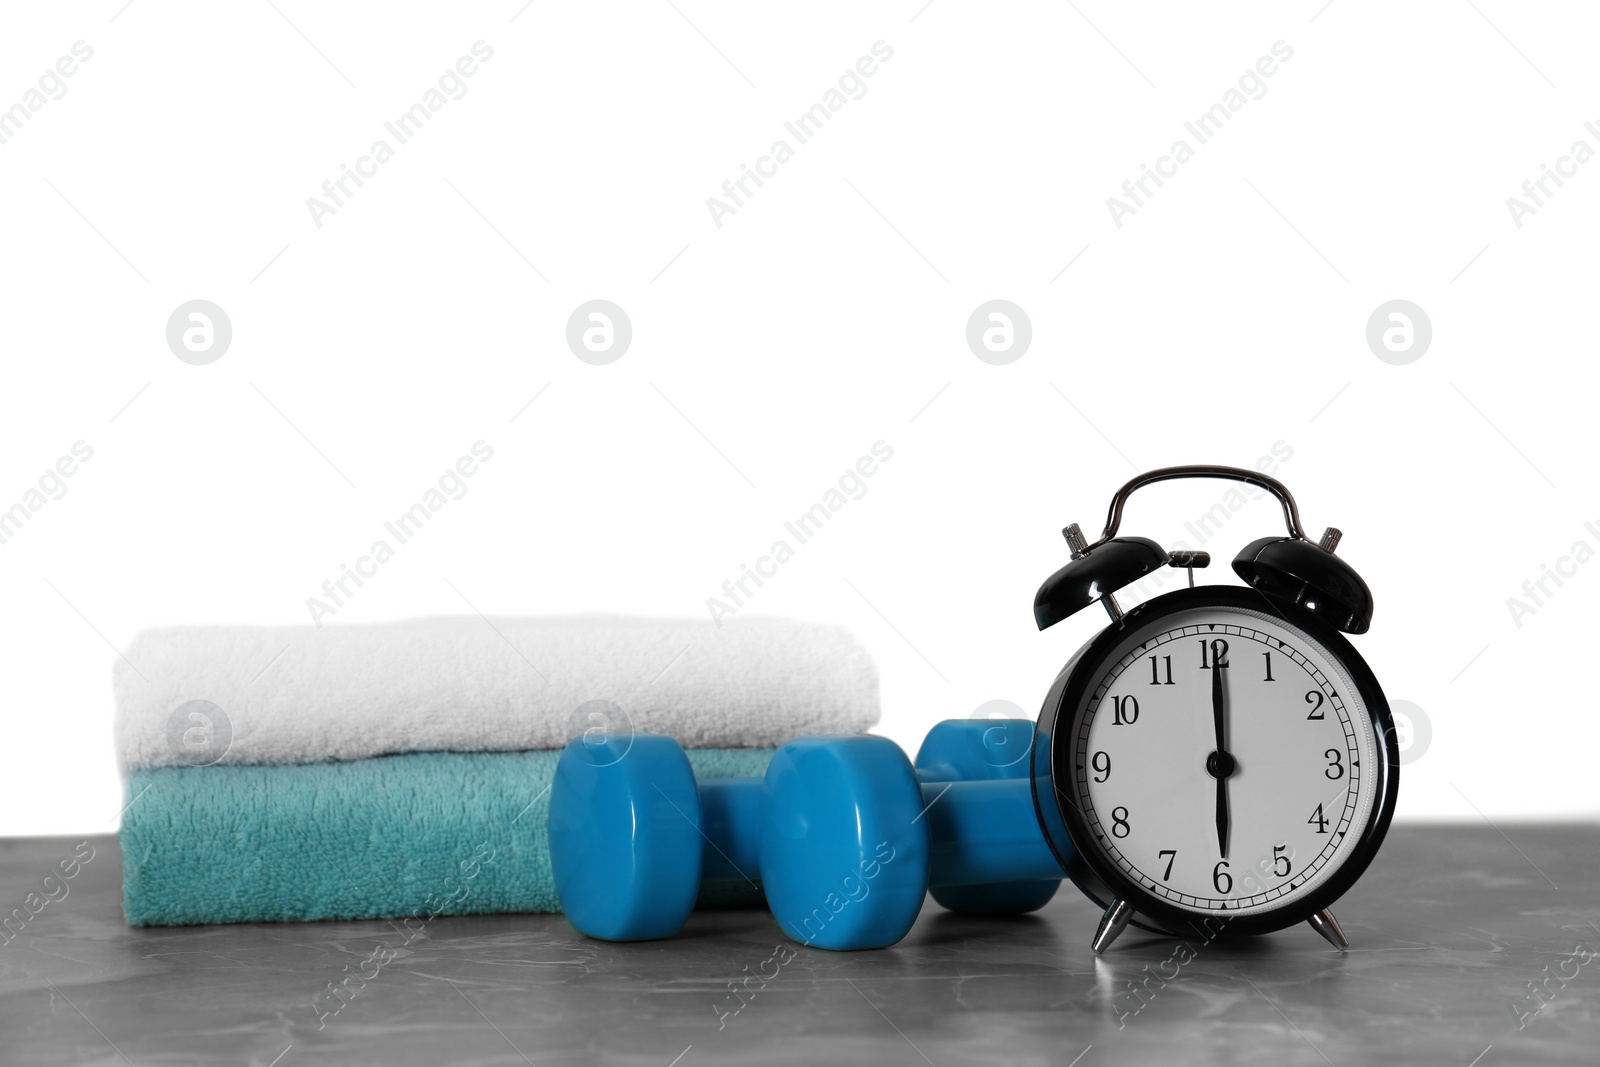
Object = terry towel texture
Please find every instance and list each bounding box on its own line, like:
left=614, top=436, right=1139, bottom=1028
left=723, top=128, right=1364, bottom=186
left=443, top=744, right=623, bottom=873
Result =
left=120, top=749, right=774, bottom=926
left=115, top=615, right=878, bottom=926
left=115, top=615, right=878, bottom=772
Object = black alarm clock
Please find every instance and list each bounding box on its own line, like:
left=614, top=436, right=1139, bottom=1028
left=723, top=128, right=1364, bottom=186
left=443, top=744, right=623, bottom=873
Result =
left=1030, top=465, right=1399, bottom=952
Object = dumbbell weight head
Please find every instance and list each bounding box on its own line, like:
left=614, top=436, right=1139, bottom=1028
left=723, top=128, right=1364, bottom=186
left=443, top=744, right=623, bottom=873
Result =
left=759, top=736, right=931, bottom=950
left=914, top=720, right=1062, bottom=916
left=547, top=733, right=705, bottom=941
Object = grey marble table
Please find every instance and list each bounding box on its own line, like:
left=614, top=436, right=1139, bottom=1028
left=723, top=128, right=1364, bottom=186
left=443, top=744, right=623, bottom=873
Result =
left=0, top=825, right=1596, bottom=1066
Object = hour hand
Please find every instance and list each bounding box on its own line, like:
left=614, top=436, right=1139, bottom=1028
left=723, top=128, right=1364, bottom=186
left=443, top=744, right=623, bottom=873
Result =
left=1215, top=775, right=1229, bottom=858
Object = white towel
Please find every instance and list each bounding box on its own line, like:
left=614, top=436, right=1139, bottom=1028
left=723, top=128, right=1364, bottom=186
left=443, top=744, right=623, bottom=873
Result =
left=114, top=615, right=878, bottom=773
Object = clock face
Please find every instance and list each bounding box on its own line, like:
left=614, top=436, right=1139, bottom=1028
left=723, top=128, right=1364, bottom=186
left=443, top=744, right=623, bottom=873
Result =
left=1065, top=599, right=1384, bottom=921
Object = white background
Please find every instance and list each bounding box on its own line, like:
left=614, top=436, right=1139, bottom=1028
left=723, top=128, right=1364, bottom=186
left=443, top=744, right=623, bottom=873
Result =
left=2, top=1, right=1595, bottom=835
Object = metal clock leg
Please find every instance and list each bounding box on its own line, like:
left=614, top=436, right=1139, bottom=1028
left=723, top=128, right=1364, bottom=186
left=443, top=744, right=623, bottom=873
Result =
left=1091, top=898, right=1135, bottom=953
left=1307, top=908, right=1348, bottom=950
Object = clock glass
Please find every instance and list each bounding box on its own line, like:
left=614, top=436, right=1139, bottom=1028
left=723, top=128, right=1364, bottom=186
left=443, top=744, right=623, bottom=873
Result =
left=1068, top=599, right=1382, bottom=920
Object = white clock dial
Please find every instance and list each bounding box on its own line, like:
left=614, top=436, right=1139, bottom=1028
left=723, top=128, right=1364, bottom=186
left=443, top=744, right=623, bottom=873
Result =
left=1072, top=603, right=1380, bottom=918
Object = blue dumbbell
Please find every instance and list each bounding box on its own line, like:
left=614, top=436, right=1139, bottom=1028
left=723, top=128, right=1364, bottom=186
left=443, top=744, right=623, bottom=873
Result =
left=547, top=720, right=1065, bottom=950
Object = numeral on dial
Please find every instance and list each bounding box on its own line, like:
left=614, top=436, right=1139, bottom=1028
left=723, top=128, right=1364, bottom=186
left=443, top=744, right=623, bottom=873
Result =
left=1076, top=613, right=1373, bottom=915
left=1158, top=849, right=1177, bottom=880
left=1212, top=860, right=1232, bottom=894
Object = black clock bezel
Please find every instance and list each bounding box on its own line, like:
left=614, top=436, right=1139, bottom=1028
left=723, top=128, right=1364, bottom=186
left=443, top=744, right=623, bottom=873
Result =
left=1031, top=585, right=1399, bottom=939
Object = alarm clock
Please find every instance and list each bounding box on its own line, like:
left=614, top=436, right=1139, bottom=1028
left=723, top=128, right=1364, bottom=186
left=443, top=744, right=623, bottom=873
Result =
left=1030, top=465, right=1399, bottom=952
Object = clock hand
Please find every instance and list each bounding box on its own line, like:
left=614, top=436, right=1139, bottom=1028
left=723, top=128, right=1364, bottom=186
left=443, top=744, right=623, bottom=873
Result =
left=1208, top=652, right=1232, bottom=859
left=1211, top=650, right=1226, bottom=756
left=1215, top=775, right=1229, bottom=860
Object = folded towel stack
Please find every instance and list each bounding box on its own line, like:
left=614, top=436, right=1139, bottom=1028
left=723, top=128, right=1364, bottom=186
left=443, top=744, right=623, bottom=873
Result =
left=115, top=616, right=879, bottom=926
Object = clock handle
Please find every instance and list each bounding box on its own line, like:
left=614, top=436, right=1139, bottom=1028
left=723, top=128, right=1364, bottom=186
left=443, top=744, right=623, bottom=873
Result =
left=1087, top=464, right=1309, bottom=553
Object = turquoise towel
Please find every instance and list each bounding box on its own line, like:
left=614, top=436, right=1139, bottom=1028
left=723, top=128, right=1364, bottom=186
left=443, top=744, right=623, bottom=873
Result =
left=119, top=748, right=773, bottom=926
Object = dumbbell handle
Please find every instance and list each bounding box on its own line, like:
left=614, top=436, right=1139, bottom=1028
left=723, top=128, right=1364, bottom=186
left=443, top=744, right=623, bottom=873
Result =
left=694, top=775, right=1059, bottom=889
left=698, top=777, right=764, bottom=883
left=920, top=778, right=1064, bottom=887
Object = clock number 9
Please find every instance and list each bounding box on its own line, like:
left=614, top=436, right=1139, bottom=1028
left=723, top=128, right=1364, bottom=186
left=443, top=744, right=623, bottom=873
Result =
left=1091, top=750, right=1111, bottom=782
left=1324, top=748, right=1345, bottom=779
left=1110, top=695, right=1139, bottom=725
left=1111, top=807, right=1130, bottom=838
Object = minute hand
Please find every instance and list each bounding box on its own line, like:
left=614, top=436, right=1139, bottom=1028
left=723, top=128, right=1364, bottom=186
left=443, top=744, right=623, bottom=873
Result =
left=1212, top=656, right=1227, bottom=754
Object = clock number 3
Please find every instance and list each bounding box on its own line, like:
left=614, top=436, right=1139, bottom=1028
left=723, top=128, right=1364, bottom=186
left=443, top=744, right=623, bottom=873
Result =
left=1324, top=748, right=1345, bottom=779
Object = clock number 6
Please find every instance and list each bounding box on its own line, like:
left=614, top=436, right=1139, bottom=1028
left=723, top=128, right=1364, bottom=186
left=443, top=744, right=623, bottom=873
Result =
left=1212, top=860, right=1232, bottom=894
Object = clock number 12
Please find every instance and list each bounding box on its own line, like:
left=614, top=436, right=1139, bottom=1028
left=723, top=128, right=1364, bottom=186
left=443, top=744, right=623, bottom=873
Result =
left=1199, top=639, right=1229, bottom=669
